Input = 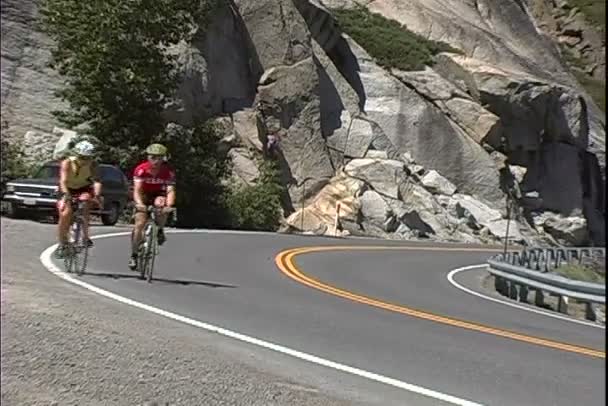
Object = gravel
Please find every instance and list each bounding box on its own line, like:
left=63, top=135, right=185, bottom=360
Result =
left=0, top=218, right=360, bottom=406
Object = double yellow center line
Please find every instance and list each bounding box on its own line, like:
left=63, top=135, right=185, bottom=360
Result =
left=275, top=245, right=605, bottom=359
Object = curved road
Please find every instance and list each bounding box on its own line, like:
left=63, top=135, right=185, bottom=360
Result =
left=43, top=230, right=605, bottom=406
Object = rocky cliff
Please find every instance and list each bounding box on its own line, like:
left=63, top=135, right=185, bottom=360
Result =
left=2, top=0, right=605, bottom=246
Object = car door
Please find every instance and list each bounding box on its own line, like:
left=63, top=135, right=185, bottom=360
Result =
left=99, top=166, right=120, bottom=211
left=105, top=166, right=129, bottom=210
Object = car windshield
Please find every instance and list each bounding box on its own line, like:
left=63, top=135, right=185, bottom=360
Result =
left=34, top=165, right=60, bottom=179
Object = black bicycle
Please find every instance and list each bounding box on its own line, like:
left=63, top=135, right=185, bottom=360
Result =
left=63, top=198, right=90, bottom=275
left=136, top=205, right=174, bottom=283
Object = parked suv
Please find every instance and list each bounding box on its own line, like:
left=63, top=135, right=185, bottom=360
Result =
left=2, top=161, right=131, bottom=225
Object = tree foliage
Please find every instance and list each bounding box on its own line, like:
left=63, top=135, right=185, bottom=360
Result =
left=156, top=122, right=231, bottom=228
left=40, top=0, right=287, bottom=230
left=40, top=0, right=217, bottom=168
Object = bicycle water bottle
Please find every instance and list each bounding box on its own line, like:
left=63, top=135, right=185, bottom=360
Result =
left=143, top=224, right=152, bottom=251
left=70, top=223, right=78, bottom=243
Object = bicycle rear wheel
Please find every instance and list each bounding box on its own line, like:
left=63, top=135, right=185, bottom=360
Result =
left=137, top=221, right=155, bottom=281
left=145, top=229, right=157, bottom=283
left=137, top=239, right=148, bottom=280
left=64, top=218, right=88, bottom=275
left=146, top=237, right=156, bottom=283
left=64, top=241, right=76, bottom=274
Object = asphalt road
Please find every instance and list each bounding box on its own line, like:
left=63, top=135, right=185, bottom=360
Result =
left=40, top=229, right=605, bottom=406
left=3, top=220, right=368, bottom=406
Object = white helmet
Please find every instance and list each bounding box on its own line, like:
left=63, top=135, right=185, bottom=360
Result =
left=73, top=140, right=96, bottom=157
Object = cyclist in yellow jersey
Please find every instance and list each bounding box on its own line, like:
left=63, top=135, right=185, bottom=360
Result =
left=54, top=141, right=104, bottom=259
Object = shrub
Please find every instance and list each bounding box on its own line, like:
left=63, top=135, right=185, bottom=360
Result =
left=226, top=160, right=284, bottom=231
left=553, top=263, right=605, bottom=283
left=1, top=136, right=30, bottom=194
left=331, top=6, right=460, bottom=71
left=567, top=0, right=605, bottom=31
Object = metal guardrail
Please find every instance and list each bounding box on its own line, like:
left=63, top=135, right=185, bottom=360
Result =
left=487, top=247, right=605, bottom=322
left=493, top=247, right=605, bottom=273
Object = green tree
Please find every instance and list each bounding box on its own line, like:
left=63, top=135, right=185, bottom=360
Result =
left=1, top=136, right=30, bottom=194
left=40, top=0, right=217, bottom=169
left=40, top=0, right=287, bottom=230
left=155, top=122, right=231, bottom=228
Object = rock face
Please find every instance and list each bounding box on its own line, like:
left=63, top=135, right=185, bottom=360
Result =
left=420, top=170, right=457, bottom=196
left=228, top=148, right=260, bottom=186
left=1, top=0, right=67, bottom=153
left=532, top=211, right=590, bottom=246
left=344, top=158, right=405, bottom=199
left=3, top=0, right=605, bottom=246
left=526, top=0, right=605, bottom=81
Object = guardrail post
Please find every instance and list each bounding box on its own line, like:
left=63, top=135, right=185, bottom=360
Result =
left=557, top=295, right=569, bottom=314
left=518, top=285, right=529, bottom=303
left=509, top=282, right=518, bottom=300
left=495, top=276, right=508, bottom=296
left=585, top=303, right=597, bottom=322
left=534, top=289, right=545, bottom=307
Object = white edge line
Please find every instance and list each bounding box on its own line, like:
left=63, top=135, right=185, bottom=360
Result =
left=40, top=230, right=485, bottom=406
left=447, top=265, right=605, bottom=329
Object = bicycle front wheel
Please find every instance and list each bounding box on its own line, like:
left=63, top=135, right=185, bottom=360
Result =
left=145, top=224, right=157, bottom=283
left=64, top=219, right=88, bottom=275
left=137, top=221, right=155, bottom=282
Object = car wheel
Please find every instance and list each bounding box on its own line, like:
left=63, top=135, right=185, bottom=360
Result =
left=5, top=202, right=23, bottom=219
left=101, top=202, right=120, bottom=226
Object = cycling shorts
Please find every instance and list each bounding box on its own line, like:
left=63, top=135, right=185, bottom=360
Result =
left=56, top=185, right=94, bottom=211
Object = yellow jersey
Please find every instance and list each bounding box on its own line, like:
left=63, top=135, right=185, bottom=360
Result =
left=65, top=156, right=98, bottom=190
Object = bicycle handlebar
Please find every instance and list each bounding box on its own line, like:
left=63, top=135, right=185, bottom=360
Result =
left=138, top=205, right=175, bottom=214
left=68, top=196, right=102, bottom=210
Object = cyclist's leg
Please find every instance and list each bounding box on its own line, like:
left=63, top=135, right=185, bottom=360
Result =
left=129, top=195, right=149, bottom=269
left=153, top=195, right=168, bottom=245
left=132, top=210, right=148, bottom=251
left=77, top=187, right=94, bottom=246
left=55, top=195, right=73, bottom=257
left=154, top=195, right=169, bottom=245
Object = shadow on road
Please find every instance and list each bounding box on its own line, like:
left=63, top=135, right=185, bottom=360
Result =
left=83, top=272, right=237, bottom=288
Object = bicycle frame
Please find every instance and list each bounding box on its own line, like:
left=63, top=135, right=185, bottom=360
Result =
left=64, top=198, right=89, bottom=275
left=137, top=205, right=166, bottom=282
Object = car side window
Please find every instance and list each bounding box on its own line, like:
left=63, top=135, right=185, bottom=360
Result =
left=105, top=167, right=126, bottom=185
left=99, top=166, right=112, bottom=183
left=34, top=164, right=60, bottom=179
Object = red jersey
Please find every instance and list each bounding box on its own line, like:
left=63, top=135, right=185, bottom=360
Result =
left=132, top=161, right=176, bottom=194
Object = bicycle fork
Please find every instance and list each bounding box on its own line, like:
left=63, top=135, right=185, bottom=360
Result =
left=143, top=221, right=159, bottom=255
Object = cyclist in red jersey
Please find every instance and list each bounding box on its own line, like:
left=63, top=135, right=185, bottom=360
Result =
left=128, top=143, right=176, bottom=270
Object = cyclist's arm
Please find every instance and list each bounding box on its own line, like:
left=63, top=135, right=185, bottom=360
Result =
left=90, top=161, right=103, bottom=198
left=133, top=165, right=145, bottom=207
left=133, top=181, right=146, bottom=207
left=166, top=185, right=176, bottom=207
left=58, top=159, right=71, bottom=198
left=166, top=169, right=176, bottom=207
